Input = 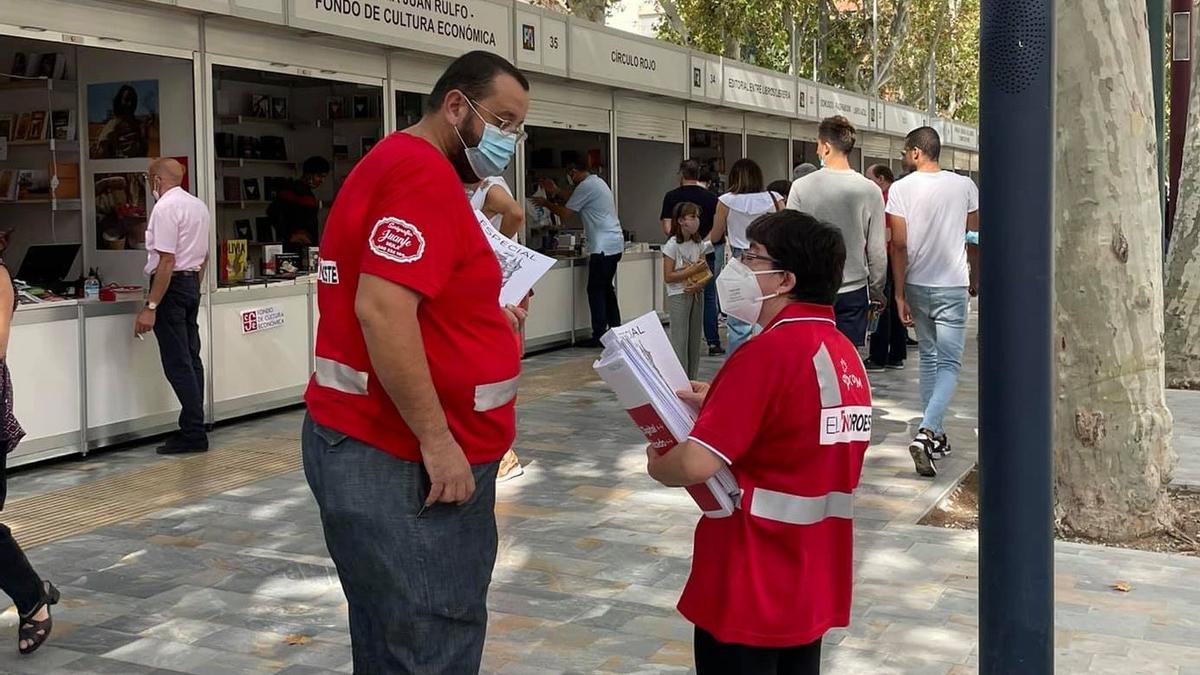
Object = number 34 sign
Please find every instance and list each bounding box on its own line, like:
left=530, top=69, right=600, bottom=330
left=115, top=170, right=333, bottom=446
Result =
left=240, top=305, right=285, bottom=334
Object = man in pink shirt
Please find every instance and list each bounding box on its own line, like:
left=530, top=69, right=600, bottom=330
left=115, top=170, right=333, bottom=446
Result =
left=134, top=158, right=211, bottom=454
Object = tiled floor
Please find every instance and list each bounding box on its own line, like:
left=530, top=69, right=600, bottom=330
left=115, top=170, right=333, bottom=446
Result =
left=0, top=329, right=1198, bottom=674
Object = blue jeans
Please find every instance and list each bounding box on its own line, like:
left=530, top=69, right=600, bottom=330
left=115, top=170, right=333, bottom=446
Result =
left=302, top=415, right=499, bottom=674
left=905, top=285, right=969, bottom=435
left=726, top=247, right=757, bottom=354
left=703, top=244, right=725, bottom=347
left=834, top=286, right=870, bottom=347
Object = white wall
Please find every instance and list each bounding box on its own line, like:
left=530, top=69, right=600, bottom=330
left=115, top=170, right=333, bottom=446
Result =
left=81, top=49, right=195, bottom=286
left=616, top=137, right=681, bottom=246
left=747, top=135, right=789, bottom=186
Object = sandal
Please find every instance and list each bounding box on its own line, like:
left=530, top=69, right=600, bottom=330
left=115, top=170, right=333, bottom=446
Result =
left=18, top=580, right=59, bottom=655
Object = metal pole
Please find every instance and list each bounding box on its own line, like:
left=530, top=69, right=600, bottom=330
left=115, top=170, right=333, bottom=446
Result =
left=978, top=0, right=1055, bottom=672
left=872, top=0, right=879, bottom=95
left=1149, top=0, right=1167, bottom=242
left=1168, top=1, right=1193, bottom=240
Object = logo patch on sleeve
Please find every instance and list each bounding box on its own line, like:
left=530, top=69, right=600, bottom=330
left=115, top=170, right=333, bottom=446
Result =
left=369, top=217, right=425, bottom=264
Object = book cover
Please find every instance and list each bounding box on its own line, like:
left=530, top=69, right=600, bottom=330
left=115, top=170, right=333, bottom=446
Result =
left=0, top=115, right=12, bottom=140
left=220, top=239, right=248, bottom=284
left=353, top=95, right=370, bottom=119
left=223, top=176, right=242, bottom=201
left=242, top=178, right=261, bottom=201
left=13, top=113, right=30, bottom=142
left=0, top=170, right=17, bottom=201
left=50, top=110, right=75, bottom=141
left=26, top=110, right=47, bottom=141
left=250, top=94, right=270, bottom=118
left=271, top=96, right=288, bottom=120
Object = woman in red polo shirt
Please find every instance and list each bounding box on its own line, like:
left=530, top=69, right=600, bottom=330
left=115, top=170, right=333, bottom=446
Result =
left=646, top=210, right=872, bottom=675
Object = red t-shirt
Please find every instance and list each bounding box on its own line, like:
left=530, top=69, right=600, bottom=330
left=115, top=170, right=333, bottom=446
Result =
left=680, top=302, right=872, bottom=648
left=304, top=133, right=521, bottom=464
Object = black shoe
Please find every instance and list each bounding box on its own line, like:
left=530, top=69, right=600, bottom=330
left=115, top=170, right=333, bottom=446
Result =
left=908, top=429, right=938, bottom=477
left=886, top=360, right=905, bottom=370
left=708, top=344, right=726, bottom=356
left=930, top=433, right=952, bottom=460
left=906, top=336, right=919, bottom=347
left=157, top=436, right=209, bottom=455
left=862, top=358, right=886, bottom=373
left=577, top=339, right=603, bottom=349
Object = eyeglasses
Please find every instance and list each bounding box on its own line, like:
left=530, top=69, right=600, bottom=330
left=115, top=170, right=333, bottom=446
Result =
left=741, top=252, right=778, bottom=266
left=468, top=97, right=527, bottom=143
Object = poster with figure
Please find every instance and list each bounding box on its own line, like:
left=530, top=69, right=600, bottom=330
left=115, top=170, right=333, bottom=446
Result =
left=94, top=172, right=148, bottom=250
left=475, top=211, right=555, bottom=307
left=87, top=80, right=159, bottom=159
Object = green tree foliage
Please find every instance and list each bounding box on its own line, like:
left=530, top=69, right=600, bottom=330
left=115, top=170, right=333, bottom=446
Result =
left=654, top=0, right=979, bottom=123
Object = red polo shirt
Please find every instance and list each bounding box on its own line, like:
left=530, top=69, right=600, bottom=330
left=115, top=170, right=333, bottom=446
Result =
left=680, top=302, right=872, bottom=647
left=304, top=133, right=521, bottom=464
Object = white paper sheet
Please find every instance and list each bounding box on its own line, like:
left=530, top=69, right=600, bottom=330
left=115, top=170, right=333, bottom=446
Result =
left=476, top=211, right=557, bottom=307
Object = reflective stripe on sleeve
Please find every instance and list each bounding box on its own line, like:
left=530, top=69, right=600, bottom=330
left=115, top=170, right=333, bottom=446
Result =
left=474, top=375, right=520, bottom=412
left=314, top=357, right=369, bottom=395
left=749, top=487, right=854, bottom=525
left=812, top=343, right=842, bottom=408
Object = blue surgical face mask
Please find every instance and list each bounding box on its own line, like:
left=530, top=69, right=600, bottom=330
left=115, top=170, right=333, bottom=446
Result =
left=455, top=99, right=518, bottom=179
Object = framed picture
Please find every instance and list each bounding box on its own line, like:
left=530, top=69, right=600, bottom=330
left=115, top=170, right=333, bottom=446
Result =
left=250, top=94, right=271, bottom=118
left=353, top=95, right=370, bottom=119
left=87, top=80, right=160, bottom=159
left=271, top=96, right=288, bottom=120
left=360, top=137, right=377, bottom=156
left=327, top=96, right=344, bottom=120
left=94, top=172, right=149, bottom=250
left=243, top=177, right=262, bottom=201
left=522, top=24, right=536, bottom=51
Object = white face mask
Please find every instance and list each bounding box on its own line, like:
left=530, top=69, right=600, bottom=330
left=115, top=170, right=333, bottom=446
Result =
left=716, top=257, right=783, bottom=326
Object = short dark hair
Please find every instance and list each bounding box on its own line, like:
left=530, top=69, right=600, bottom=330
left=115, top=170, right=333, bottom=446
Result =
left=427, top=50, right=530, bottom=113
left=905, top=126, right=941, bottom=161
left=303, top=156, right=331, bottom=175
left=747, top=210, right=845, bottom=305
left=818, top=115, right=856, bottom=154
left=767, top=180, right=793, bottom=197
left=679, top=159, right=702, bottom=181
left=728, top=158, right=765, bottom=194
left=868, top=164, right=894, bottom=183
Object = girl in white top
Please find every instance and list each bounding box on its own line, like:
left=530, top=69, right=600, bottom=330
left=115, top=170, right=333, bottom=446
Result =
left=662, top=202, right=714, bottom=378
left=708, top=159, right=784, bottom=353
left=467, top=176, right=524, bottom=240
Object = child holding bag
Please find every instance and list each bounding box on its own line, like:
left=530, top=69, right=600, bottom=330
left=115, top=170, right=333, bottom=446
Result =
left=663, top=202, right=714, bottom=378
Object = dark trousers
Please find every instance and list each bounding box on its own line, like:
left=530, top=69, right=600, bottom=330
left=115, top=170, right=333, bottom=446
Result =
left=152, top=274, right=206, bottom=445
left=869, top=258, right=907, bottom=365
left=302, top=416, right=500, bottom=674
left=694, top=627, right=822, bottom=675
left=587, top=252, right=622, bottom=340
left=702, top=250, right=720, bottom=347
left=1, top=455, right=42, bottom=616
left=834, top=286, right=871, bottom=347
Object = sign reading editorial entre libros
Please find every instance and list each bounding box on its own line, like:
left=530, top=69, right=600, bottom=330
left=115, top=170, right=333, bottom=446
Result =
left=290, top=0, right=512, bottom=57
left=722, top=63, right=796, bottom=116
left=569, top=23, right=689, bottom=95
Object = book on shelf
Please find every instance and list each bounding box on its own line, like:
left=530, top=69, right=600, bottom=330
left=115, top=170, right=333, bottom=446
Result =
left=12, top=113, right=30, bottom=142
left=220, top=239, right=248, bottom=284
left=0, top=170, right=17, bottom=201
left=50, top=110, right=75, bottom=141
left=0, top=115, right=12, bottom=141
left=25, top=111, right=47, bottom=141
left=16, top=170, right=50, bottom=200
left=242, top=178, right=261, bottom=201
left=223, top=176, right=242, bottom=202
left=234, top=219, right=252, bottom=240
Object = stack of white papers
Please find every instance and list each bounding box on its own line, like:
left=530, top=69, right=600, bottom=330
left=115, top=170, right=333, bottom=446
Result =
left=594, top=312, right=741, bottom=518
left=476, top=211, right=557, bottom=307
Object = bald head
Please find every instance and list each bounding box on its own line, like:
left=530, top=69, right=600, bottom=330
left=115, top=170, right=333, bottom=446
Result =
left=149, top=158, right=185, bottom=191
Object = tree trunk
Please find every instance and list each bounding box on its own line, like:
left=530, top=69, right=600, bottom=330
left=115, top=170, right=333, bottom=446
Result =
left=1054, top=0, right=1175, bottom=539
left=873, top=0, right=910, bottom=95
left=1165, top=12, right=1200, bottom=389
left=657, top=0, right=687, bottom=41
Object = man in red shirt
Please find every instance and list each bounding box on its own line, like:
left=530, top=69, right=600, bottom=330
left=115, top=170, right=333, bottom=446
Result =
left=647, top=210, right=870, bottom=675
left=302, top=51, right=529, bottom=673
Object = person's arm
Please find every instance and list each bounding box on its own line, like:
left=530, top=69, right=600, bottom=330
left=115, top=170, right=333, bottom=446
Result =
left=662, top=253, right=706, bottom=284
left=541, top=201, right=576, bottom=222
left=866, top=193, right=888, bottom=305
left=134, top=253, right=176, bottom=335
left=889, top=214, right=913, bottom=326
left=484, top=185, right=526, bottom=239
left=708, top=202, right=729, bottom=244
left=966, top=210, right=980, bottom=296
left=646, top=439, right=727, bottom=487
left=660, top=218, right=673, bottom=237
left=0, top=266, right=13, bottom=360
left=356, top=274, right=475, bottom=505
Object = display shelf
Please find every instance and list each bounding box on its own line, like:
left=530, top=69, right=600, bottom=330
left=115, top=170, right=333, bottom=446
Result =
left=217, top=200, right=271, bottom=208
left=5, top=139, right=79, bottom=152
left=0, top=79, right=76, bottom=92
left=317, top=117, right=383, bottom=127
left=217, top=115, right=298, bottom=127
left=217, top=157, right=297, bottom=167
left=0, top=198, right=81, bottom=211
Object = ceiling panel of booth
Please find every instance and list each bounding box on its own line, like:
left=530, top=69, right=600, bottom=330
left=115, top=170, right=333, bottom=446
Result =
left=177, top=0, right=234, bottom=14
left=528, top=76, right=612, bottom=110
left=9, top=0, right=201, bottom=51
left=285, top=0, right=511, bottom=59
left=230, top=0, right=285, bottom=22
left=744, top=114, right=789, bottom=139
left=615, top=111, right=683, bottom=144
left=687, top=106, right=742, bottom=133
left=817, top=87, right=870, bottom=128
left=791, top=120, right=818, bottom=141
left=514, top=9, right=567, bottom=76
left=860, top=133, right=891, bottom=157
left=526, top=100, right=609, bottom=131
left=568, top=22, right=689, bottom=97
left=721, top=62, right=796, bottom=117
left=614, top=93, right=684, bottom=119
left=207, top=20, right=388, bottom=79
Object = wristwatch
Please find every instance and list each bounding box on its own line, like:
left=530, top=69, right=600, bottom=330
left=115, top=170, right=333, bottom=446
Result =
left=145, top=301, right=158, bottom=311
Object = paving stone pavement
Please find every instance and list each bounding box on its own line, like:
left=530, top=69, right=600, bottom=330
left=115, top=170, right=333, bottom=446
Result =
left=1167, top=389, right=1200, bottom=490
left=0, top=327, right=1198, bottom=674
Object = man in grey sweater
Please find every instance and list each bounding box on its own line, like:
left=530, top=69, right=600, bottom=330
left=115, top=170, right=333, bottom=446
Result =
left=785, top=115, right=886, bottom=346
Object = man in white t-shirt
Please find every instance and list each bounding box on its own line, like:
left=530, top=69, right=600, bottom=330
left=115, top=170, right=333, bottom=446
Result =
left=886, top=126, right=979, bottom=478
